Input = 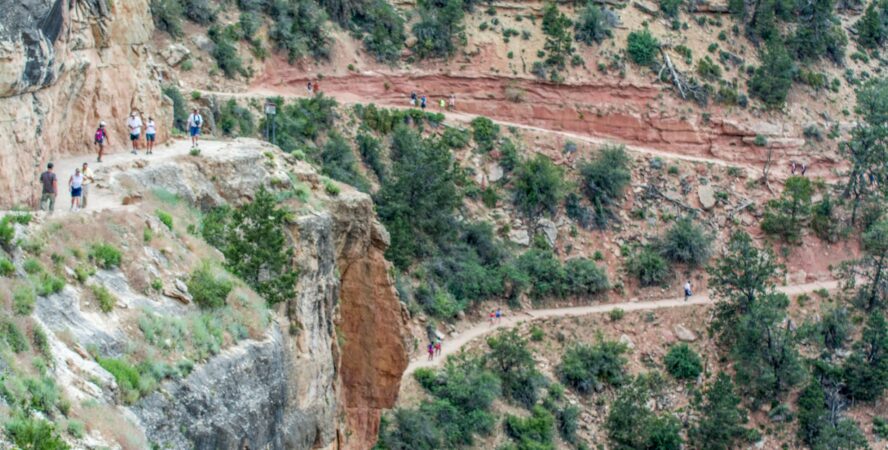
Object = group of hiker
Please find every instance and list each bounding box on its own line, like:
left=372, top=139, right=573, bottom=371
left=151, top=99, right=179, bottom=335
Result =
left=410, top=92, right=456, bottom=111
left=790, top=161, right=809, bottom=176
left=488, top=307, right=503, bottom=326
left=306, top=80, right=321, bottom=95
left=426, top=339, right=443, bottom=361
left=37, top=107, right=206, bottom=214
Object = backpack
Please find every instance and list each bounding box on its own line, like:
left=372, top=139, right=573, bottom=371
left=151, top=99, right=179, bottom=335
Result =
left=94, top=128, right=105, bottom=142
left=193, top=114, right=202, bottom=127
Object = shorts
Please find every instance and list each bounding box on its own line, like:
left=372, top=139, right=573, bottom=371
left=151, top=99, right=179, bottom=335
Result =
left=130, top=133, right=140, bottom=141
left=95, top=139, right=104, bottom=145
left=146, top=133, right=156, bottom=142
left=71, top=187, right=82, bottom=197
left=190, top=126, right=200, bottom=137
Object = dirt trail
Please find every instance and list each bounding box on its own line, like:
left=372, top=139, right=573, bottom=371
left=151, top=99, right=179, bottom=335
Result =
left=199, top=78, right=838, bottom=181
left=404, top=280, right=839, bottom=377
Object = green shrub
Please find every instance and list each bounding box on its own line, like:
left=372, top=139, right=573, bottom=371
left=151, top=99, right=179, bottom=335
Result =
left=627, top=29, right=660, bottom=66
left=874, top=417, right=888, bottom=439
left=606, top=373, right=682, bottom=450
left=67, top=420, right=85, bottom=439
left=2, top=320, right=29, bottom=353
left=33, top=326, right=51, bottom=360
left=486, top=329, right=546, bottom=407
left=264, top=95, right=338, bottom=151
left=156, top=209, right=174, bottom=230
left=162, top=84, right=189, bottom=132
left=563, top=258, right=609, bottom=296
left=441, top=126, right=470, bottom=149
left=23, top=258, right=42, bottom=275
left=697, top=56, right=722, bottom=81
left=578, top=145, right=631, bottom=228
left=626, top=246, right=670, bottom=286
left=412, top=0, right=466, bottom=59
left=575, top=3, right=614, bottom=44
left=356, top=132, right=386, bottom=181
left=0, top=257, right=14, bottom=276
left=97, top=357, right=143, bottom=404
left=516, top=248, right=566, bottom=300
left=505, top=405, right=555, bottom=447
left=187, top=265, right=233, bottom=309
left=150, top=0, right=184, bottom=37
left=512, top=154, right=565, bottom=220
left=35, top=273, right=65, bottom=296
left=664, top=343, right=703, bottom=379
left=217, top=98, right=255, bottom=137
left=90, top=243, right=122, bottom=269
left=0, top=217, right=14, bottom=251
left=356, top=0, right=407, bottom=63
left=609, top=308, right=625, bottom=321
left=855, top=1, right=888, bottom=49
left=748, top=39, right=794, bottom=109
left=540, top=2, right=576, bottom=73
left=13, top=285, right=35, bottom=315
left=659, top=0, right=682, bottom=17
left=559, top=340, right=628, bottom=394
left=761, top=176, right=813, bottom=244
left=208, top=26, right=246, bottom=78
left=530, top=325, right=545, bottom=341
left=92, top=285, right=117, bottom=313
left=182, top=0, right=216, bottom=24
left=321, top=132, right=370, bottom=192
left=470, top=116, right=500, bottom=152
left=658, top=216, right=712, bottom=267
left=5, top=416, right=68, bottom=450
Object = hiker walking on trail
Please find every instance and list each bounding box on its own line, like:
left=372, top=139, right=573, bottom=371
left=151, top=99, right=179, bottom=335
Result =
left=420, top=95, right=427, bottom=110
left=127, top=112, right=143, bottom=154
left=187, top=108, right=203, bottom=149
left=410, top=92, right=417, bottom=107
left=495, top=307, right=502, bottom=324
left=684, top=280, right=692, bottom=301
left=307, top=81, right=313, bottom=95
left=801, top=163, right=808, bottom=176
left=489, top=310, right=495, bottom=327
left=313, top=81, right=319, bottom=93
left=439, top=98, right=446, bottom=110
left=145, top=116, right=157, bottom=155
left=38, top=163, right=57, bottom=213
left=435, top=339, right=442, bottom=357
left=427, top=342, right=435, bottom=361
left=80, top=163, right=94, bottom=209
left=94, top=121, right=109, bottom=162
left=790, top=161, right=797, bottom=175
left=448, top=94, right=455, bottom=111
left=69, top=168, right=84, bottom=212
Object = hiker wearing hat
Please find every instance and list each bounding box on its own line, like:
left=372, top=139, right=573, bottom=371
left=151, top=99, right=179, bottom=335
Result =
left=127, top=111, right=143, bottom=155
left=145, top=116, right=157, bottom=155
left=94, top=121, right=109, bottom=162
left=38, top=162, right=57, bottom=213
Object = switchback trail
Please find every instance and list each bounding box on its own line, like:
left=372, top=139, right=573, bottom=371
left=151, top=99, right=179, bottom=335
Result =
left=404, top=280, right=839, bottom=378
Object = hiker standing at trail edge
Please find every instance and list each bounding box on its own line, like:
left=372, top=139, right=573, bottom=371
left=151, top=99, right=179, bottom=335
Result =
left=80, top=163, right=94, bottom=209
left=38, top=163, right=57, bottom=213
left=435, top=339, right=442, bottom=357
left=684, top=280, right=692, bottom=301
left=127, top=112, right=142, bottom=154
left=448, top=93, right=456, bottom=111
left=410, top=92, right=417, bottom=106
left=94, top=121, right=108, bottom=162
left=145, top=116, right=157, bottom=155
left=187, top=109, right=203, bottom=148
left=69, top=168, right=83, bottom=212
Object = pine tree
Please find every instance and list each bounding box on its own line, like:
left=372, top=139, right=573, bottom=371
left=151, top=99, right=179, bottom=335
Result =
left=761, top=176, right=814, bottom=244
left=841, top=78, right=888, bottom=225
left=691, top=373, right=749, bottom=450
left=855, top=1, right=887, bottom=49
left=748, top=38, right=795, bottom=108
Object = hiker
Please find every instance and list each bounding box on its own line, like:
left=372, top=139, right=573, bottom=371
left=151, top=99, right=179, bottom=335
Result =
left=790, top=161, right=797, bottom=175
left=145, top=116, right=157, bottom=155
left=127, top=111, right=142, bottom=154
left=448, top=93, right=456, bottom=111
left=684, top=280, right=692, bottom=301
left=420, top=95, right=427, bottom=110
left=435, top=339, right=442, bottom=357
left=306, top=81, right=313, bottom=94
left=80, top=163, right=94, bottom=209
left=439, top=98, right=446, bottom=110
left=489, top=310, right=495, bottom=327
left=38, top=163, right=57, bottom=213
left=495, top=307, right=502, bottom=324
left=427, top=342, right=435, bottom=361
left=801, top=163, right=808, bottom=176
left=410, top=92, right=417, bottom=107
left=187, top=108, right=203, bottom=148
left=69, top=168, right=83, bottom=212
left=94, top=121, right=109, bottom=162
left=313, top=81, right=319, bottom=93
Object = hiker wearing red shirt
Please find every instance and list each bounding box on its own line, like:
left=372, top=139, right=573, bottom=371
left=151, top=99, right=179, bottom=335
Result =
left=427, top=342, right=434, bottom=361
left=489, top=310, right=495, bottom=327
left=435, top=340, right=442, bottom=357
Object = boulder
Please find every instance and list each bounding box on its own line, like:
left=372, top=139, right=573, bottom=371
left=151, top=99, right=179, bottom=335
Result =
left=509, top=228, right=531, bottom=246
left=161, top=43, right=190, bottom=66
left=537, top=218, right=558, bottom=246
left=488, top=163, right=504, bottom=183
left=190, top=34, right=214, bottom=53
left=698, top=185, right=716, bottom=210
left=619, top=334, right=635, bottom=349
left=633, top=0, right=659, bottom=15
left=674, top=324, right=698, bottom=342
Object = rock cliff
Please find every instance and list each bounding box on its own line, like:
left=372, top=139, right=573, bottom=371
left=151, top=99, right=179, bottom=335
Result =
left=0, top=0, right=170, bottom=207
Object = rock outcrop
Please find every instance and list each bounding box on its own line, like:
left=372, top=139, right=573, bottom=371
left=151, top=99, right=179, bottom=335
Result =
left=0, top=0, right=170, bottom=207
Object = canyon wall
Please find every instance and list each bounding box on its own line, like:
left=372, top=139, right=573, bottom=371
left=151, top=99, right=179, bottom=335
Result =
left=0, top=0, right=170, bottom=208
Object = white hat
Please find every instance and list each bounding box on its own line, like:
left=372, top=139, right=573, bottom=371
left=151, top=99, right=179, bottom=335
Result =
left=100, top=120, right=106, bottom=126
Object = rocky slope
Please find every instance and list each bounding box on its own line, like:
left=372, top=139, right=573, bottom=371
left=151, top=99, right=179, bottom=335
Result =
left=0, top=0, right=170, bottom=208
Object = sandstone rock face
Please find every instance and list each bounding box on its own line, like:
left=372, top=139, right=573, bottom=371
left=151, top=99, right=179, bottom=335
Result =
left=112, top=141, right=408, bottom=449
left=0, top=0, right=171, bottom=208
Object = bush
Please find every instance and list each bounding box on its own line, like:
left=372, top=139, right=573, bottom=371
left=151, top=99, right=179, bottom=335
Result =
left=563, top=258, right=609, bottom=296
left=0, top=257, right=14, bottom=276
left=90, top=243, right=122, bottom=269
left=321, top=132, right=370, bottom=192
left=609, top=308, right=625, bottom=321
left=182, top=0, right=216, bottom=24
left=23, top=258, right=42, bottom=275
left=412, top=0, right=466, bottom=59
left=486, top=329, right=546, bottom=407
left=187, top=265, right=233, bottom=309
left=559, top=340, right=628, bottom=394
left=470, top=116, right=500, bottom=152
left=658, top=216, right=713, bottom=267
left=156, top=209, right=174, bottom=230
left=356, top=0, right=407, bottom=63
left=748, top=39, right=794, bottom=109
left=0, top=217, right=15, bottom=250
left=697, top=56, right=722, bottom=81
left=2, top=320, right=29, bottom=353
left=540, top=2, right=575, bottom=72
left=35, top=272, right=65, bottom=296
left=515, top=248, right=565, bottom=300
left=217, top=99, right=255, bottom=137
left=505, top=405, right=555, bottom=447
left=626, top=246, right=670, bottom=286
left=209, top=26, right=246, bottom=78
left=761, top=176, right=813, bottom=244
left=441, top=126, right=470, bottom=149
left=664, top=343, right=703, bottom=379
left=578, top=145, right=631, bottom=224
left=267, top=0, right=331, bottom=63
left=530, top=325, right=545, bottom=341
left=512, top=154, right=565, bottom=220
left=627, top=29, right=660, bottom=66
left=5, top=416, right=68, bottom=450
left=97, top=357, right=144, bottom=404
left=575, top=3, right=615, bottom=44
left=607, top=374, right=683, bottom=450
left=357, top=132, right=386, bottom=181
left=162, top=85, right=189, bottom=132
left=150, top=0, right=184, bottom=37
left=659, top=0, right=683, bottom=17
left=13, top=285, right=35, bottom=315
left=92, top=285, right=117, bottom=313
left=855, top=1, right=888, bottom=49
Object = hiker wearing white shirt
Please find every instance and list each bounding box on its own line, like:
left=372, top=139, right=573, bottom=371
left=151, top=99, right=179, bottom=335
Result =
left=145, top=116, right=157, bottom=155
left=127, top=112, right=143, bottom=154
left=187, top=108, right=203, bottom=148
left=684, top=281, right=692, bottom=301
left=69, top=168, right=84, bottom=211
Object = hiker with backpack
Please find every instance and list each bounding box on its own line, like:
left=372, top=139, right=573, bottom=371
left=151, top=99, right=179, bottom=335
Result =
left=187, top=108, right=203, bottom=148
left=427, top=342, right=435, bottom=361
left=127, top=111, right=142, bottom=155
left=684, top=280, right=692, bottom=301
left=420, top=95, right=427, bottom=110
left=94, top=121, right=109, bottom=162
